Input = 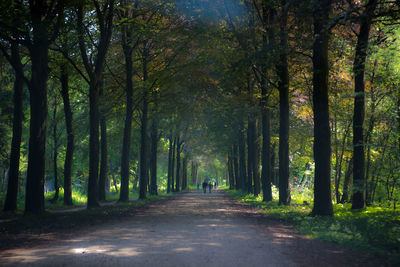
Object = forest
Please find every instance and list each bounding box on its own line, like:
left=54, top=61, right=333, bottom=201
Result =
left=0, top=0, right=400, bottom=263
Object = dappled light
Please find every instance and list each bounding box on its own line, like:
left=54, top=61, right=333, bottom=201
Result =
left=0, top=192, right=381, bottom=266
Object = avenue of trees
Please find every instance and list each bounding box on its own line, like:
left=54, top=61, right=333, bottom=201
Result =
left=0, top=0, right=399, bottom=216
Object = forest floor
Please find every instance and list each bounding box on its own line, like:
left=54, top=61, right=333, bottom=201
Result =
left=0, top=190, right=387, bottom=266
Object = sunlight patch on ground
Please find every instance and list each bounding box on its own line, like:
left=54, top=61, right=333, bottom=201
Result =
left=108, top=247, right=142, bottom=256
left=272, top=233, right=294, bottom=239
left=204, top=242, right=221, bottom=246
left=71, top=245, right=142, bottom=257
left=173, top=247, right=194, bottom=252
left=2, top=250, right=45, bottom=263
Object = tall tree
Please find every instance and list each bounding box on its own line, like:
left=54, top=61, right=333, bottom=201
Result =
left=0, top=0, right=67, bottom=213
left=352, top=0, right=377, bottom=210
left=167, top=135, right=173, bottom=193
left=2, top=42, right=24, bottom=212
left=60, top=64, right=74, bottom=206
left=98, top=105, right=108, bottom=201
left=311, top=0, right=334, bottom=216
left=175, top=135, right=181, bottom=192
left=76, top=0, right=115, bottom=208
left=238, top=124, right=247, bottom=191
left=149, top=116, right=158, bottom=195
left=119, top=0, right=138, bottom=202
left=139, top=41, right=150, bottom=199
left=277, top=0, right=290, bottom=205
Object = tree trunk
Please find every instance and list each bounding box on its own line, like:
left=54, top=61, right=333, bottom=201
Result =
left=341, top=157, right=353, bottom=203
left=253, top=120, right=261, bottom=196
left=149, top=118, right=158, bottom=195
left=98, top=114, right=108, bottom=201
left=87, top=79, right=100, bottom=207
left=4, top=43, right=24, bottom=212
left=278, top=0, right=290, bottom=205
left=238, top=125, right=247, bottom=191
left=119, top=42, right=134, bottom=202
left=139, top=47, right=149, bottom=200
left=247, top=118, right=255, bottom=194
left=260, top=1, right=272, bottom=201
left=175, top=136, right=181, bottom=192
left=25, top=27, right=49, bottom=214
left=182, top=157, right=188, bottom=190
left=52, top=100, right=59, bottom=202
left=167, top=135, right=173, bottom=193
left=233, top=143, right=239, bottom=190
left=261, top=108, right=272, bottom=201
left=228, top=153, right=234, bottom=190
left=171, top=137, right=176, bottom=192
left=352, top=0, right=376, bottom=210
left=77, top=3, right=114, bottom=208
left=335, top=121, right=351, bottom=204
left=60, top=65, right=74, bottom=206
left=311, top=0, right=333, bottom=216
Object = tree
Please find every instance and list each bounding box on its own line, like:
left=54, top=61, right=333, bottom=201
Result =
left=2, top=42, right=24, bottom=212
left=352, top=0, right=378, bottom=210
left=277, top=0, right=290, bottom=205
left=0, top=0, right=65, bottom=213
left=119, top=0, right=138, bottom=202
left=76, top=0, right=115, bottom=207
left=311, top=0, right=334, bottom=216
left=60, top=63, right=74, bottom=206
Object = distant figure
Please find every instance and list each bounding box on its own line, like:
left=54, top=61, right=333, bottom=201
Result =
left=196, top=183, right=200, bottom=192
left=202, top=181, right=208, bottom=194
left=214, top=182, right=217, bottom=188
left=208, top=182, right=212, bottom=193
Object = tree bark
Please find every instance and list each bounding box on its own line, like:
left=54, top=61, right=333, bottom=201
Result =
left=182, top=157, right=188, bottom=190
left=171, top=137, right=176, bottom=192
left=149, top=118, right=158, bottom=195
left=60, top=66, right=74, bottom=206
left=87, top=80, right=100, bottom=207
left=238, top=124, right=247, bottom=191
left=51, top=100, right=59, bottom=202
left=139, top=45, right=149, bottom=200
left=261, top=108, right=272, bottom=201
left=340, top=157, right=353, bottom=203
left=119, top=34, right=134, bottom=202
left=233, top=143, right=239, bottom=190
left=25, top=23, right=49, bottom=214
left=352, top=0, right=376, bottom=210
left=278, top=0, right=290, bottom=205
left=247, top=118, right=255, bottom=194
left=175, top=136, right=181, bottom=192
left=253, top=120, right=261, bottom=196
left=167, top=135, right=173, bottom=193
left=311, top=0, right=333, bottom=216
left=228, top=152, right=234, bottom=189
left=4, top=43, right=24, bottom=212
left=98, top=114, right=108, bottom=201
left=77, top=1, right=115, bottom=208
left=260, top=1, right=272, bottom=201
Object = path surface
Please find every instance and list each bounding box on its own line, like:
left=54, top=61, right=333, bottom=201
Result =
left=0, top=191, right=382, bottom=266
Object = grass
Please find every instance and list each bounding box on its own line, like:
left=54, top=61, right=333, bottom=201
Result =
left=0, top=187, right=141, bottom=215
left=227, top=186, right=400, bottom=264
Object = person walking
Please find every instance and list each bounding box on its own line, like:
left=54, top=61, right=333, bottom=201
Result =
left=208, top=182, right=212, bottom=193
left=202, top=180, right=208, bottom=194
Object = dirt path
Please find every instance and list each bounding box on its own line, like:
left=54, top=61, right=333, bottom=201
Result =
left=0, top=191, right=384, bottom=266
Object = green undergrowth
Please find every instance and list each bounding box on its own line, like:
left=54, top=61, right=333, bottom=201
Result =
left=227, top=187, right=400, bottom=264
left=0, top=187, right=140, bottom=215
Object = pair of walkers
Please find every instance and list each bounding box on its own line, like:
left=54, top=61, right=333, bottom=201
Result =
left=202, top=180, right=213, bottom=193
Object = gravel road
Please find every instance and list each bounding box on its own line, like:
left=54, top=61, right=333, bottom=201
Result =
left=0, top=191, right=383, bottom=266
